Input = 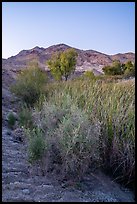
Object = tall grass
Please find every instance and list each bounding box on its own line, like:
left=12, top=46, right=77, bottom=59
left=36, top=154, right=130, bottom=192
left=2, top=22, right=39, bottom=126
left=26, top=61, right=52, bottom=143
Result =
left=40, top=79, right=135, bottom=186
left=14, top=74, right=135, bottom=187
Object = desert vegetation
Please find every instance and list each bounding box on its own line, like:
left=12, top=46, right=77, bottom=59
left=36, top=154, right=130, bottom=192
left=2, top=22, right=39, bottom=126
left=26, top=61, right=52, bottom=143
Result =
left=11, top=55, right=135, bottom=190
left=7, top=112, right=16, bottom=129
left=102, top=60, right=135, bottom=77
left=11, top=61, right=47, bottom=106
left=47, top=48, right=78, bottom=81
left=39, top=79, right=135, bottom=185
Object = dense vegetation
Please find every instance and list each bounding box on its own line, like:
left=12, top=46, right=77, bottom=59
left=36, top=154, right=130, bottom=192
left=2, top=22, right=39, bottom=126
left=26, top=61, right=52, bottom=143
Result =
left=41, top=79, right=135, bottom=185
left=11, top=59, right=135, bottom=189
left=11, top=70, right=135, bottom=190
left=102, top=60, right=135, bottom=77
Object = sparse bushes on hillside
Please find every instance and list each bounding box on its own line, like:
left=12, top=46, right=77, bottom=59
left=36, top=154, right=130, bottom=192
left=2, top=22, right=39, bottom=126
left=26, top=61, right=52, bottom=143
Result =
left=11, top=62, right=47, bottom=106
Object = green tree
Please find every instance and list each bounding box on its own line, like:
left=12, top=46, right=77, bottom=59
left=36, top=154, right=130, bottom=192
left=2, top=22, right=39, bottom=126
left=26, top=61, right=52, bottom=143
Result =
left=121, top=63, right=127, bottom=74
left=47, top=52, right=62, bottom=81
left=111, top=60, right=123, bottom=75
left=124, top=61, right=135, bottom=77
left=102, top=65, right=114, bottom=75
left=47, top=48, right=78, bottom=81
left=103, top=60, right=123, bottom=75
left=60, top=48, right=78, bottom=81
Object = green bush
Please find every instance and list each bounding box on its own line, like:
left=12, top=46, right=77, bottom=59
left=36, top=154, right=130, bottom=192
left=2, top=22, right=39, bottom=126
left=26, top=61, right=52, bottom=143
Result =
left=7, top=112, right=16, bottom=129
left=84, top=70, right=95, bottom=80
left=27, top=128, right=47, bottom=162
left=124, top=61, right=135, bottom=77
left=11, top=62, right=47, bottom=106
left=18, top=105, right=33, bottom=129
left=102, top=60, right=124, bottom=75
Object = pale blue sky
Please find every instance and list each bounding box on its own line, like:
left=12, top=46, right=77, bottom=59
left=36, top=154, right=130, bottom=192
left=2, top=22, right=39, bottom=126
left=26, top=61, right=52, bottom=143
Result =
left=2, top=2, right=135, bottom=59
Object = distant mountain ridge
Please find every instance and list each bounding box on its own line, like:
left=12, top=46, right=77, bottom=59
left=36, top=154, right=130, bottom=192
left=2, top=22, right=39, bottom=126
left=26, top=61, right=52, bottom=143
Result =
left=2, top=43, right=135, bottom=74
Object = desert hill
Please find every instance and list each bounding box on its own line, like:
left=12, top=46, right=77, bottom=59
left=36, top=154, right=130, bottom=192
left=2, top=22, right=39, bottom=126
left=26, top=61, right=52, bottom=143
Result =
left=2, top=44, right=135, bottom=75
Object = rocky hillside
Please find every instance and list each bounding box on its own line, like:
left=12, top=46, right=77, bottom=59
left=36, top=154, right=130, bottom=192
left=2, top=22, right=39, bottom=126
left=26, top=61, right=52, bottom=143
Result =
left=2, top=44, right=135, bottom=75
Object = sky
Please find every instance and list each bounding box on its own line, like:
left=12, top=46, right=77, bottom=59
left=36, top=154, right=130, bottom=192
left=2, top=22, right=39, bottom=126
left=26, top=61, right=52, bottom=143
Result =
left=2, top=2, right=135, bottom=59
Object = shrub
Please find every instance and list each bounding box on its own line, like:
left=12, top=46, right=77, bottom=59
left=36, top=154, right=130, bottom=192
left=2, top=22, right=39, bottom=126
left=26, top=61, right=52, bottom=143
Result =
left=11, top=62, right=47, bottom=106
left=32, top=101, right=68, bottom=132
left=84, top=70, right=95, bottom=80
left=18, top=105, right=34, bottom=129
left=124, top=61, right=135, bottom=77
left=7, top=112, right=16, bottom=129
left=26, top=128, right=47, bottom=162
left=52, top=107, right=101, bottom=179
left=102, top=60, right=123, bottom=75
left=31, top=97, right=101, bottom=180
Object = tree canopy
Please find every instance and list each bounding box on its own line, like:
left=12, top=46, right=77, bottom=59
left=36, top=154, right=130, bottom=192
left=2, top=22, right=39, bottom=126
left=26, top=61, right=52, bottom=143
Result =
left=47, top=48, right=78, bottom=81
left=102, top=60, right=135, bottom=77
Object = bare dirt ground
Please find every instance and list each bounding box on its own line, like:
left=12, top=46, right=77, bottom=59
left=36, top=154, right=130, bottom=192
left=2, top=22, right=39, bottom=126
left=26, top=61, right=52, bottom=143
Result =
left=2, top=70, right=135, bottom=202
